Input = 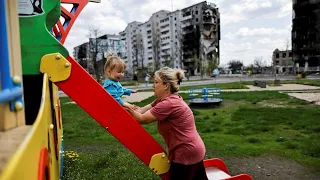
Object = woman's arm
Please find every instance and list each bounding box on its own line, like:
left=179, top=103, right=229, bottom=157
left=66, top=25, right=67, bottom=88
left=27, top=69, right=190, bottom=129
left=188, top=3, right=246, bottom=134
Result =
left=137, top=104, right=152, bottom=114
left=127, top=108, right=157, bottom=124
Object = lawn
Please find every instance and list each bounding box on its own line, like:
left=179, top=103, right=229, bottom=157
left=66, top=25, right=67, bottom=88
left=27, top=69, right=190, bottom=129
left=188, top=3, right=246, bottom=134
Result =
left=179, top=82, right=249, bottom=90
left=139, top=79, right=320, bottom=92
left=61, top=91, right=320, bottom=180
left=279, top=79, right=320, bottom=87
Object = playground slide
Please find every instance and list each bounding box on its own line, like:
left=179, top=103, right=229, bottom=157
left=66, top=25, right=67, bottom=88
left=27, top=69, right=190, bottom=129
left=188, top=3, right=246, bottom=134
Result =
left=203, top=159, right=252, bottom=180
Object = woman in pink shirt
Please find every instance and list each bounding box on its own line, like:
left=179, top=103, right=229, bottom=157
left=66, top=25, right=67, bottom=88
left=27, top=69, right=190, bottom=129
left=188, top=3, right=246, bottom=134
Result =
left=126, top=67, right=208, bottom=180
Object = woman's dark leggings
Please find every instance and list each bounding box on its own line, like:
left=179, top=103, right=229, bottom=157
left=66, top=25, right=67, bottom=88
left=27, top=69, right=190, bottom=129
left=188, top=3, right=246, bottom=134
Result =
left=169, top=161, right=209, bottom=180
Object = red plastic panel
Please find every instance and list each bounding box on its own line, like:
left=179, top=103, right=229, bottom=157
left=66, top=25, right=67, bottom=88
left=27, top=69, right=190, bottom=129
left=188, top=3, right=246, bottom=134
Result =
left=226, top=174, right=253, bottom=180
left=56, top=98, right=61, bottom=129
left=55, top=56, right=170, bottom=179
left=204, top=158, right=253, bottom=180
left=204, top=158, right=230, bottom=174
left=38, top=148, right=50, bottom=180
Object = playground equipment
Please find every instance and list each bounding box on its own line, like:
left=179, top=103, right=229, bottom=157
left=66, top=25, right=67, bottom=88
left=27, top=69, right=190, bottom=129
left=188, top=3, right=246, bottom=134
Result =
left=0, top=0, right=251, bottom=179
left=188, top=87, right=223, bottom=106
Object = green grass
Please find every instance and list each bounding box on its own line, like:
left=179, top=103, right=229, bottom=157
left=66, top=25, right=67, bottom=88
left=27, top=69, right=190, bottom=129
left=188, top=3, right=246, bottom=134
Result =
left=61, top=91, right=320, bottom=179
left=279, top=79, right=320, bottom=87
left=140, top=79, right=320, bottom=93
left=179, top=82, right=249, bottom=90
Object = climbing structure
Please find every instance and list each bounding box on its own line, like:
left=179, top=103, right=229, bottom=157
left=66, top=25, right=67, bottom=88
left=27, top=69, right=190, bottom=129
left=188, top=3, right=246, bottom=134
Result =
left=52, top=0, right=100, bottom=44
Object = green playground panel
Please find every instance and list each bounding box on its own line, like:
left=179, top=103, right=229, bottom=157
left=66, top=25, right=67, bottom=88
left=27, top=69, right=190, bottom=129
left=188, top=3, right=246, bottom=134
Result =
left=19, top=0, right=68, bottom=75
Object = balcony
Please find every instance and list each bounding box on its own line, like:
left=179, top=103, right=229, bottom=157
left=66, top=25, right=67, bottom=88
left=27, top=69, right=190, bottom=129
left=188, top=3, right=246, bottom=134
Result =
left=160, top=18, right=170, bottom=26
left=160, top=26, right=170, bottom=32
left=161, top=38, right=170, bottom=44
left=182, top=29, right=194, bottom=35
left=160, top=50, right=170, bottom=56
left=160, top=32, right=170, bottom=38
left=161, top=44, right=171, bottom=50
left=181, top=22, right=192, bottom=28
left=181, top=15, right=192, bottom=22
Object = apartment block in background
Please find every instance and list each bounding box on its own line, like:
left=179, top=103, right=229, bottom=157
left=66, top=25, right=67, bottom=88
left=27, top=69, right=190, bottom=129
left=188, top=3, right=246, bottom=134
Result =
left=120, top=1, right=220, bottom=75
left=272, top=49, right=294, bottom=74
left=181, top=1, right=220, bottom=75
left=73, top=34, right=125, bottom=75
left=292, top=0, right=320, bottom=73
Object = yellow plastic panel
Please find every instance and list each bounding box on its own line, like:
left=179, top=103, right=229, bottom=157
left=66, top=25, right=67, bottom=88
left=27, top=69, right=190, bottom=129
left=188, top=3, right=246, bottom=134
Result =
left=0, top=74, right=61, bottom=180
left=149, top=152, right=170, bottom=175
left=40, top=53, right=71, bottom=83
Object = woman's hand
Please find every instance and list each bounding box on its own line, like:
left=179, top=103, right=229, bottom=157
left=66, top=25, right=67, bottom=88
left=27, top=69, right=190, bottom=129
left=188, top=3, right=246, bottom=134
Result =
left=132, top=89, right=138, bottom=93
left=123, top=102, right=140, bottom=110
left=125, top=107, right=157, bottom=124
left=131, top=104, right=140, bottom=110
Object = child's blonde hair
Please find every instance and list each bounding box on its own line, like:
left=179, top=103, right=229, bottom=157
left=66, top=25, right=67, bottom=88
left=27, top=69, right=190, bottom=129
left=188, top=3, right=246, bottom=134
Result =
left=104, top=53, right=126, bottom=77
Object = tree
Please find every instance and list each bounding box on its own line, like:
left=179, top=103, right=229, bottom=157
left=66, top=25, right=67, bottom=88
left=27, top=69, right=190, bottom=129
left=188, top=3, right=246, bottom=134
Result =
left=192, top=53, right=207, bottom=80
left=228, top=60, right=243, bottom=72
left=88, top=26, right=104, bottom=84
left=254, top=56, right=267, bottom=73
left=206, top=57, right=218, bottom=75
left=136, top=33, right=144, bottom=69
left=77, top=44, right=88, bottom=69
left=163, top=56, right=172, bottom=67
left=175, top=28, right=184, bottom=69
left=254, top=56, right=265, bottom=68
left=152, top=27, right=161, bottom=71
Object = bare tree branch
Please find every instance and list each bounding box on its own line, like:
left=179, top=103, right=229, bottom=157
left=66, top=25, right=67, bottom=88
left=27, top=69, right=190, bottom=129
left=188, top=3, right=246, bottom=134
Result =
left=87, top=26, right=104, bottom=84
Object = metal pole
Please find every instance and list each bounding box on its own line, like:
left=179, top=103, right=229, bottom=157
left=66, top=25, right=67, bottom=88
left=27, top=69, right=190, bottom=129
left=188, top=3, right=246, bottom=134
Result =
left=0, top=0, right=12, bottom=91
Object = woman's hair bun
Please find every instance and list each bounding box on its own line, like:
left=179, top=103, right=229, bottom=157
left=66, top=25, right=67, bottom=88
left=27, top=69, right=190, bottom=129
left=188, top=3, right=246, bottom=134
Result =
left=176, top=70, right=184, bottom=85
left=176, top=70, right=184, bottom=79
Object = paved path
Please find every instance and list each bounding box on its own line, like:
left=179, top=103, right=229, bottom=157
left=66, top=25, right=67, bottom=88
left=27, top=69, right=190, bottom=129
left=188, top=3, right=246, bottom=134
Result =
left=110, top=84, right=320, bottom=103
left=122, top=92, right=154, bottom=102
left=124, top=75, right=320, bottom=91
left=287, top=93, right=320, bottom=105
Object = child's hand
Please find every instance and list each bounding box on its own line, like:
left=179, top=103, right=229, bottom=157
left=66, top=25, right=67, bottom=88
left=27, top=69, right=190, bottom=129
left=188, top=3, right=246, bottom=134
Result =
left=125, top=103, right=140, bottom=110
left=132, top=89, right=138, bottom=93
left=131, top=104, right=140, bottom=110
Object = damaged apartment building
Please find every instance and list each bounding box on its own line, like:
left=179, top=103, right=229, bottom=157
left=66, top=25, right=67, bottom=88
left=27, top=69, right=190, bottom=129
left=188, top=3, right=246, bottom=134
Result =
left=119, top=1, right=220, bottom=75
left=292, top=0, right=320, bottom=73
left=73, top=34, right=126, bottom=75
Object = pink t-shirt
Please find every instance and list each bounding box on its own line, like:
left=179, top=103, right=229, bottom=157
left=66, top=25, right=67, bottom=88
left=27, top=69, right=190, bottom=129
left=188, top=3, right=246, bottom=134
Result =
left=150, top=93, right=206, bottom=165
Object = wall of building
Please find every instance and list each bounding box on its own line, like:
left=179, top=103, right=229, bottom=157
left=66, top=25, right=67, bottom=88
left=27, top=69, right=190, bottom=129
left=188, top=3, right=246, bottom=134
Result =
left=292, top=0, right=320, bottom=71
left=272, top=49, right=294, bottom=74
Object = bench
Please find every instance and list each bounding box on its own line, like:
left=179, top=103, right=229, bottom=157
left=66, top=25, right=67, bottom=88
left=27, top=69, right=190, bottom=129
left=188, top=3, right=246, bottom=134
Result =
left=253, top=80, right=267, bottom=88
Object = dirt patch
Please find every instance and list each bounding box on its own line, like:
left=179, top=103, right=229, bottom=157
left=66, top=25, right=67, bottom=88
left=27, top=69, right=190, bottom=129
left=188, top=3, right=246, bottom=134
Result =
left=221, top=100, right=247, bottom=108
left=225, top=154, right=320, bottom=180
left=258, top=101, right=287, bottom=108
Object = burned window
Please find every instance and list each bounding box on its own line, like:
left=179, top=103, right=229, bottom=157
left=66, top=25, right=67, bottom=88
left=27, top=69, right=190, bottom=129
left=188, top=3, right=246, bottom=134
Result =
left=276, top=53, right=279, bottom=58
left=282, top=53, right=286, bottom=58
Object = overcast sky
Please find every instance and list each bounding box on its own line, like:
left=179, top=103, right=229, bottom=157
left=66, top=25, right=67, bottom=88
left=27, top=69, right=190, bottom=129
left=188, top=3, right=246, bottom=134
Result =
left=63, top=0, right=292, bottom=67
